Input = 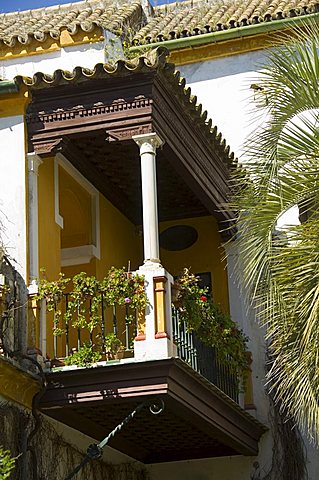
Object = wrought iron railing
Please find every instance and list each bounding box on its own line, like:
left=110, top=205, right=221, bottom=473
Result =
left=44, top=293, right=136, bottom=361
left=172, top=306, right=239, bottom=402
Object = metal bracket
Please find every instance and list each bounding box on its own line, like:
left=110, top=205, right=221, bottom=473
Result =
left=64, top=398, right=165, bottom=480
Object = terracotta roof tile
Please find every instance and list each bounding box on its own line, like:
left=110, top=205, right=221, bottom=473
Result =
left=133, top=0, right=319, bottom=45
left=1, top=0, right=319, bottom=48
left=0, top=0, right=144, bottom=46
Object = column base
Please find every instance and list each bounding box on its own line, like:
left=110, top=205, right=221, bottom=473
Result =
left=134, top=265, right=176, bottom=361
left=142, top=259, right=162, bottom=270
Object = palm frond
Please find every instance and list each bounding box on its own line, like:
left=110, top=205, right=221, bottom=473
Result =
left=232, top=20, right=319, bottom=442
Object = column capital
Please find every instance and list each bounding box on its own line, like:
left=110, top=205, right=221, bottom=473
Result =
left=27, top=152, right=43, bottom=175
left=132, top=132, right=164, bottom=155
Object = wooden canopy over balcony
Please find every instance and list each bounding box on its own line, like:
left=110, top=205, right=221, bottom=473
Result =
left=39, top=358, right=266, bottom=463
left=22, top=47, right=236, bottom=235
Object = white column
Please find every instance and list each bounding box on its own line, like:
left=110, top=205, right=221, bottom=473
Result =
left=132, top=132, right=163, bottom=267
left=27, top=153, right=43, bottom=290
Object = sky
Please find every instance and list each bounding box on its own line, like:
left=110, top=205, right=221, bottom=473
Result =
left=0, top=0, right=170, bottom=13
left=0, top=0, right=88, bottom=13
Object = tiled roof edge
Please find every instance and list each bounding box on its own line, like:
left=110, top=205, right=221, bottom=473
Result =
left=132, top=8, right=319, bottom=47
left=165, top=68, right=235, bottom=165
left=14, top=46, right=170, bottom=88
left=0, top=0, right=143, bottom=47
left=13, top=46, right=235, bottom=165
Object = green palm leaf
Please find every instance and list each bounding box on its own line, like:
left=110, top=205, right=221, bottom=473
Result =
left=232, top=21, right=319, bottom=443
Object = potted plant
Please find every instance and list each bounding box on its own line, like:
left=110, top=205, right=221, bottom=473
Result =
left=104, top=333, right=124, bottom=360
left=64, top=342, right=101, bottom=367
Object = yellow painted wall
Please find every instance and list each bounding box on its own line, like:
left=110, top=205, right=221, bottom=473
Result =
left=37, top=157, right=61, bottom=356
left=159, top=216, right=229, bottom=313
left=38, top=157, right=61, bottom=281
left=0, top=358, right=41, bottom=409
left=58, top=164, right=142, bottom=279
left=59, top=166, right=92, bottom=249
left=37, top=158, right=142, bottom=357
left=0, top=89, right=30, bottom=118
left=96, top=194, right=142, bottom=279
left=38, top=160, right=142, bottom=280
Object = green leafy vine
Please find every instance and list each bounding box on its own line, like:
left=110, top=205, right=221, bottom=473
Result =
left=0, top=446, right=16, bottom=480
left=36, top=267, right=147, bottom=366
left=174, top=268, right=249, bottom=379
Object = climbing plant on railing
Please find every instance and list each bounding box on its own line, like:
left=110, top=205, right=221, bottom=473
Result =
left=37, top=271, right=69, bottom=336
left=36, top=267, right=147, bottom=365
left=173, top=268, right=249, bottom=379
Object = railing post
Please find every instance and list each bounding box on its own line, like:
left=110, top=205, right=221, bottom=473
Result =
left=134, top=267, right=177, bottom=361
left=39, top=298, right=47, bottom=358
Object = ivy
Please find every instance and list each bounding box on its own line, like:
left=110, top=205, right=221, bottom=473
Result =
left=0, top=447, right=15, bottom=480
left=174, top=268, right=249, bottom=379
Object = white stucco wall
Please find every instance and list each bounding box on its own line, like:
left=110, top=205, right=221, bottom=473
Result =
left=147, top=446, right=270, bottom=480
left=0, top=115, right=28, bottom=280
left=0, top=42, right=105, bottom=80
left=179, top=52, right=299, bottom=230
left=179, top=51, right=267, bottom=158
left=180, top=51, right=319, bottom=479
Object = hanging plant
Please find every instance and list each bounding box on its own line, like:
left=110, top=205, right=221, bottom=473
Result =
left=100, top=267, right=147, bottom=311
left=66, top=273, right=101, bottom=333
left=36, top=271, right=70, bottom=336
left=36, top=267, right=147, bottom=365
left=174, top=268, right=249, bottom=378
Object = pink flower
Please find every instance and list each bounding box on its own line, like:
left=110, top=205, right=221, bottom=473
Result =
left=200, top=295, right=208, bottom=302
left=125, top=297, right=132, bottom=304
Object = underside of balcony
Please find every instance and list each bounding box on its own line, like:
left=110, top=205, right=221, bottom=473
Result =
left=40, top=358, right=266, bottom=464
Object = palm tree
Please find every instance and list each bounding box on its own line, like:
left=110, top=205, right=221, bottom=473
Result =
left=233, top=23, right=319, bottom=443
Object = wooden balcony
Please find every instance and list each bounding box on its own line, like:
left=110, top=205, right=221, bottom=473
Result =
left=33, top=268, right=266, bottom=464
left=39, top=357, right=266, bottom=463
left=24, top=50, right=266, bottom=462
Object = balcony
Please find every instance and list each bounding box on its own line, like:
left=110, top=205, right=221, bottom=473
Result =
left=21, top=48, right=266, bottom=463
left=35, top=285, right=239, bottom=405
left=33, top=269, right=266, bottom=464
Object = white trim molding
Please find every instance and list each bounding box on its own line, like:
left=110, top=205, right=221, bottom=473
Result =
left=27, top=152, right=43, bottom=284
left=61, top=245, right=98, bottom=267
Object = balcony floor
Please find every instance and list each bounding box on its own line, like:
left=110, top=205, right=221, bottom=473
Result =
left=40, top=358, right=266, bottom=463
